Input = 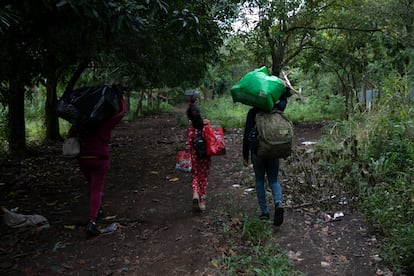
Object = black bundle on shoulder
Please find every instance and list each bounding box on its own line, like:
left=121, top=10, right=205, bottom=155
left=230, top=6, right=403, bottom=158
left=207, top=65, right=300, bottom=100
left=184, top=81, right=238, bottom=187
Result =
left=193, top=128, right=207, bottom=158
left=56, top=85, right=122, bottom=130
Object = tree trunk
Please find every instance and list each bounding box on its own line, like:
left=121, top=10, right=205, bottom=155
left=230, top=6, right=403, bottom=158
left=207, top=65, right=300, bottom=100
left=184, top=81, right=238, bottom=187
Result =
left=149, top=89, right=153, bottom=110
left=44, top=61, right=88, bottom=141
left=361, top=78, right=367, bottom=111
left=271, top=53, right=282, bottom=77
left=45, top=71, right=62, bottom=141
left=344, top=88, right=350, bottom=120
left=64, top=61, right=89, bottom=94
left=8, top=78, right=26, bottom=157
left=266, top=30, right=283, bottom=77
left=134, top=90, right=145, bottom=117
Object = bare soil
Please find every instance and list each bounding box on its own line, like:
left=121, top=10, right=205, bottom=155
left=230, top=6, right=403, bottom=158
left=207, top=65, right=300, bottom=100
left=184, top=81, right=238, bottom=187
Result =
left=0, top=107, right=386, bottom=275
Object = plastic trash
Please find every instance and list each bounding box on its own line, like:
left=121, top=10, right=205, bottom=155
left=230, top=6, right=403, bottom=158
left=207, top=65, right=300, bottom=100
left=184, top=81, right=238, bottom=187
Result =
left=322, top=211, right=344, bottom=222
left=99, top=222, right=119, bottom=234
left=2, top=207, right=49, bottom=228
left=302, top=141, right=316, bottom=145
left=57, top=85, right=123, bottom=129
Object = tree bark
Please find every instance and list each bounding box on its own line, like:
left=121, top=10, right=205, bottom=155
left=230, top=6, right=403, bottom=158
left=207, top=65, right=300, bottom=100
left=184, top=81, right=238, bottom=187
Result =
left=64, top=61, right=89, bottom=94
left=44, top=61, right=88, bottom=141
left=134, top=89, right=145, bottom=117
left=361, top=77, right=367, bottom=111
left=45, top=70, right=61, bottom=141
left=8, top=78, right=26, bottom=157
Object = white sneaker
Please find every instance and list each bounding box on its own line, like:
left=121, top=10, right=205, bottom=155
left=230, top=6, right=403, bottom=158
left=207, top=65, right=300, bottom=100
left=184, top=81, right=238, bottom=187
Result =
left=199, top=201, right=206, bottom=211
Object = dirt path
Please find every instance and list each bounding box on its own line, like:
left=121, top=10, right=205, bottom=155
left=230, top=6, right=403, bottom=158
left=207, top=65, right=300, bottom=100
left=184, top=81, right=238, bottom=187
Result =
left=0, top=108, right=384, bottom=275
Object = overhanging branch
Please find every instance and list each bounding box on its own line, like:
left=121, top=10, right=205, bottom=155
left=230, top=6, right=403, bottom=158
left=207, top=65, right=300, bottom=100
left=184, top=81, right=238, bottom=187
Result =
left=288, top=25, right=382, bottom=33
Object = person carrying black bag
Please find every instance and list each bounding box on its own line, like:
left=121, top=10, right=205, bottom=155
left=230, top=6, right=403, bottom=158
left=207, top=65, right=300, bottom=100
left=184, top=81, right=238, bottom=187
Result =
left=184, top=102, right=211, bottom=212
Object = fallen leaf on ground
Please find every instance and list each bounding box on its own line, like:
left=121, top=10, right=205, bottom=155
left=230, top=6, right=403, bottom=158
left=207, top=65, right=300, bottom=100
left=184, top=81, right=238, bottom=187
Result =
left=63, top=225, right=76, bottom=230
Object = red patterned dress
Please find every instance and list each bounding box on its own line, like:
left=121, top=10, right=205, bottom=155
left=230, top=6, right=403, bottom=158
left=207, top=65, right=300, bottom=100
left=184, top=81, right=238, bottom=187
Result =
left=185, top=121, right=211, bottom=202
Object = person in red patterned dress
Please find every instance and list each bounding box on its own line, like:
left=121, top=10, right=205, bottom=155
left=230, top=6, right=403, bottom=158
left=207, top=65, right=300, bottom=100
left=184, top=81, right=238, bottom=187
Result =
left=184, top=102, right=211, bottom=211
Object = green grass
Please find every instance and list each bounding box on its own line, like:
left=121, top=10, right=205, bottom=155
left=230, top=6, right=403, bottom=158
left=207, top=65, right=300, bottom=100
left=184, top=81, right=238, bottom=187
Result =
left=216, top=243, right=302, bottom=276
left=285, top=94, right=346, bottom=123
left=199, top=94, right=345, bottom=129
left=212, top=214, right=303, bottom=276
left=241, top=214, right=273, bottom=244
left=201, top=96, right=250, bottom=128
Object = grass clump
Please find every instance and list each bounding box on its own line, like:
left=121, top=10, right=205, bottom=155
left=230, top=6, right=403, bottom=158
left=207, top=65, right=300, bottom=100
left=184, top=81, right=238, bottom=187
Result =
left=212, top=214, right=302, bottom=276
left=241, top=215, right=273, bottom=244
left=216, top=243, right=303, bottom=276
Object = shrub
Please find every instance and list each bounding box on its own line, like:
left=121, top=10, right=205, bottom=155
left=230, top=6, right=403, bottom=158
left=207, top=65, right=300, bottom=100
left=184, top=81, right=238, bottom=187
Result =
left=314, top=74, right=414, bottom=273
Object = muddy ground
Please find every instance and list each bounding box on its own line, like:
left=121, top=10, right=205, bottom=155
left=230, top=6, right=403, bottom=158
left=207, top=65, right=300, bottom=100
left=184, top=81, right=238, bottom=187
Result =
left=0, top=107, right=389, bottom=275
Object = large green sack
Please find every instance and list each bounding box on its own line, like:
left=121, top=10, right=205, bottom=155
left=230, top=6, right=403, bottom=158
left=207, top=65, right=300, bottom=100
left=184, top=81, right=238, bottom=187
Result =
left=256, top=109, right=294, bottom=159
left=231, top=67, right=285, bottom=112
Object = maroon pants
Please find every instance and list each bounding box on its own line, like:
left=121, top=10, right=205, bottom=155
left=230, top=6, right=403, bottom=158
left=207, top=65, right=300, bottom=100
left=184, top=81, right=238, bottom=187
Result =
left=78, top=158, right=109, bottom=222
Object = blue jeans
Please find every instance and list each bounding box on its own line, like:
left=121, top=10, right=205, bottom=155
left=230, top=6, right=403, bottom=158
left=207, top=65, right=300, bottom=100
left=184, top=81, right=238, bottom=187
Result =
left=252, top=153, right=282, bottom=214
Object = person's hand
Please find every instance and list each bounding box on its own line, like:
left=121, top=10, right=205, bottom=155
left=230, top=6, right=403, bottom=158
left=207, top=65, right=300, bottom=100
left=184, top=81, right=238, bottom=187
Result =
left=243, top=159, right=249, bottom=167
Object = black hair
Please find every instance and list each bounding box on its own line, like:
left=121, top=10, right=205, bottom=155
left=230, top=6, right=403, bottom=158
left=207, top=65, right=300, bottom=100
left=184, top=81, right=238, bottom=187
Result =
left=187, top=104, right=203, bottom=130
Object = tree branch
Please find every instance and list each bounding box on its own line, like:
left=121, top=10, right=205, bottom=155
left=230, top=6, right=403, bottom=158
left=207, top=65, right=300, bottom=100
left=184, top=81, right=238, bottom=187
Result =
left=287, top=25, right=382, bottom=33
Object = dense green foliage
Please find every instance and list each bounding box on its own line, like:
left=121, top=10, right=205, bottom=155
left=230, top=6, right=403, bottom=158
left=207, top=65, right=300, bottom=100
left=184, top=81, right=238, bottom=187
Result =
left=315, top=73, right=414, bottom=273
left=0, top=0, right=241, bottom=155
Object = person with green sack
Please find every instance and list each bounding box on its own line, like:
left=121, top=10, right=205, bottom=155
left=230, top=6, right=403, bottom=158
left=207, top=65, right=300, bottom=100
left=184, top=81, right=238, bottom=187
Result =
left=242, top=86, right=292, bottom=226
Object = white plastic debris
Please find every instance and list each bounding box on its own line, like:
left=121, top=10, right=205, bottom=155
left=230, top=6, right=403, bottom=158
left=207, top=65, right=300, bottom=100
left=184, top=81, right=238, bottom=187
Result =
left=334, top=211, right=344, bottom=219
left=2, top=207, right=49, bottom=228
left=302, top=141, right=316, bottom=146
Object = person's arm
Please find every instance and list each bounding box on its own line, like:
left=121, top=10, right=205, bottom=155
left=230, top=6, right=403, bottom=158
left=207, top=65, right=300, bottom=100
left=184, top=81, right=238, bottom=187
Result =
left=275, top=96, right=287, bottom=111
left=275, top=86, right=291, bottom=112
left=67, top=125, right=78, bottom=138
left=184, top=127, right=193, bottom=152
left=242, top=108, right=256, bottom=165
left=104, top=96, right=127, bottom=130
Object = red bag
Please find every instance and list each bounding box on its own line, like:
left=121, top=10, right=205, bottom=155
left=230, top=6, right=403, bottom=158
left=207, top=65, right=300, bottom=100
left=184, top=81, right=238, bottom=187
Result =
left=205, top=124, right=226, bottom=156
left=175, top=151, right=192, bottom=172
